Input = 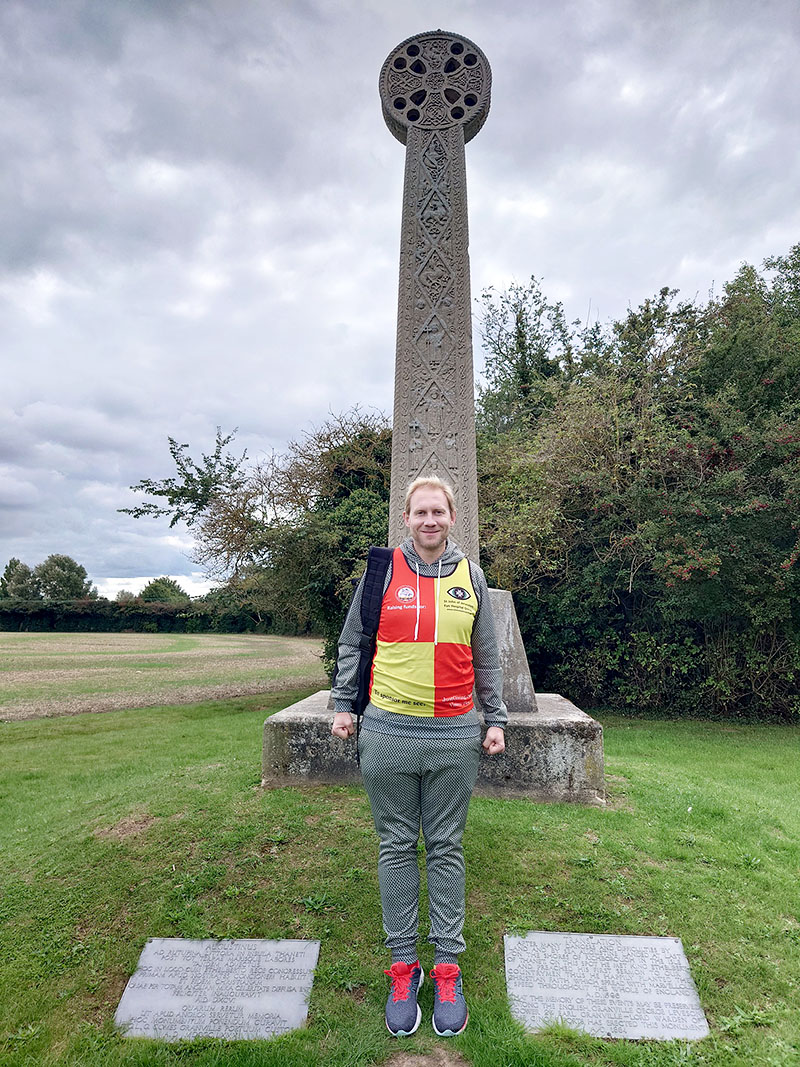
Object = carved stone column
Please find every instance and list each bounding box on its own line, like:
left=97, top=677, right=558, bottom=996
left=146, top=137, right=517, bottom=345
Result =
left=379, top=31, right=490, bottom=559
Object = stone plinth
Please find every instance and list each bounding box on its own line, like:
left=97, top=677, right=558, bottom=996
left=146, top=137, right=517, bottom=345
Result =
left=262, top=691, right=604, bottom=805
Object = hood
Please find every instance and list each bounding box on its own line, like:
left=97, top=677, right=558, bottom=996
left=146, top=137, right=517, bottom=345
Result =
left=399, top=536, right=466, bottom=645
left=400, top=536, right=465, bottom=577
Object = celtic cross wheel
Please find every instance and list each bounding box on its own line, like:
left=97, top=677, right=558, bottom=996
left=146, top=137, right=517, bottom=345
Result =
left=379, top=30, right=491, bottom=144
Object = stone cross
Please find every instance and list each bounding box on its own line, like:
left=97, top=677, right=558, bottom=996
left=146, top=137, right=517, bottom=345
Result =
left=380, top=30, right=491, bottom=559
left=261, top=31, right=604, bottom=784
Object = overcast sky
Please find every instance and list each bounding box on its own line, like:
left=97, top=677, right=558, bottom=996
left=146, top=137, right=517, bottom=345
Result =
left=2, top=0, right=799, bottom=598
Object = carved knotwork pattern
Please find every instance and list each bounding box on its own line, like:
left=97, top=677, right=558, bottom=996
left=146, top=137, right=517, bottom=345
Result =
left=380, top=31, right=491, bottom=144
left=388, top=120, right=480, bottom=557
left=422, top=134, right=448, bottom=183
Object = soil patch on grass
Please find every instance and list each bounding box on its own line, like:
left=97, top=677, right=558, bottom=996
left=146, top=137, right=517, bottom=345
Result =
left=385, top=1051, right=471, bottom=1067
left=94, top=813, right=158, bottom=840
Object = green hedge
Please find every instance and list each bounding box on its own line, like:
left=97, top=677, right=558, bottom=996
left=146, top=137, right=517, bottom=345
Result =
left=0, top=599, right=306, bottom=635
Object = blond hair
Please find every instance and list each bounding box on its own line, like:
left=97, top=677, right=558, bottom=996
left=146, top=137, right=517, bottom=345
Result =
left=403, top=476, right=456, bottom=516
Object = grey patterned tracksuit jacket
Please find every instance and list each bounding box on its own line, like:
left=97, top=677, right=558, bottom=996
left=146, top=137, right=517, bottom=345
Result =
left=332, top=537, right=507, bottom=964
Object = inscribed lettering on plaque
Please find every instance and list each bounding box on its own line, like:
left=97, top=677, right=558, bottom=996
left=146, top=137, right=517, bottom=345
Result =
left=504, top=931, right=709, bottom=1041
left=115, top=938, right=320, bottom=1041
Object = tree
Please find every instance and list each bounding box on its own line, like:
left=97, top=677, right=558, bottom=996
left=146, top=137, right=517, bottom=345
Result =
left=195, top=410, right=392, bottom=668
left=123, top=409, right=392, bottom=671
left=0, top=558, right=41, bottom=599
left=121, top=247, right=800, bottom=719
left=477, top=277, right=574, bottom=435
left=120, top=428, right=248, bottom=528
left=139, top=577, right=191, bottom=603
left=33, top=555, right=97, bottom=599
left=115, top=589, right=137, bottom=603
left=477, top=249, right=800, bottom=721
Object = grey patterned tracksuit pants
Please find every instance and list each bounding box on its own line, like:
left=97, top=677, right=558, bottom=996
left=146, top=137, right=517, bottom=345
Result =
left=359, top=727, right=482, bottom=964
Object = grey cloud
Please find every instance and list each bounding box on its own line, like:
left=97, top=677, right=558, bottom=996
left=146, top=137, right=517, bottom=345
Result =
left=0, top=471, right=39, bottom=510
left=1, top=0, right=798, bottom=585
left=2, top=405, right=142, bottom=478
left=483, top=0, right=799, bottom=196
left=20, top=403, right=140, bottom=455
left=1, top=4, right=308, bottom=280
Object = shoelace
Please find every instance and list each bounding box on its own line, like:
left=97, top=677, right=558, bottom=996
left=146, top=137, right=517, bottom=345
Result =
left=385, top=963, right=414, bottom=1001
left=432, top=964, right=459, bottom=1003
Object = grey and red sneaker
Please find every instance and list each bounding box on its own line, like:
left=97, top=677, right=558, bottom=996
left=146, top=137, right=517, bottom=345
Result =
left=430, top=962, right=468, bottom=1037
left=384, top=960, right=424, bottom=1036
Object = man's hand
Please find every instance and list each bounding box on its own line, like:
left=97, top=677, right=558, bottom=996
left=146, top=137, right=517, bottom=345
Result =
left=332, top=711, right=355, bottom=739
left=482, top=726, right=505, bottom=755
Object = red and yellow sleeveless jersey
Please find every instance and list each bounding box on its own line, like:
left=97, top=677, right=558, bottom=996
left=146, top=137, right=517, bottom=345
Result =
left=369, top=548, right=477, bottom=717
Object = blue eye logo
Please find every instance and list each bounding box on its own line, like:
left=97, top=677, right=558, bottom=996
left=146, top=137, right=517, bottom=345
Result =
left=447, top=586, right=470, bottom=600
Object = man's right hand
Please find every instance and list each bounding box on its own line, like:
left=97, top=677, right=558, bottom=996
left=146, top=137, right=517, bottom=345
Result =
left=331, top=711, right=355, bottom=739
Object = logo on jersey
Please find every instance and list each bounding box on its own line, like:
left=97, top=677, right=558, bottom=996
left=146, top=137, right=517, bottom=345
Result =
left=396, top=586, right=416, bottom=602
left=447, top=586, right=471, bottom=600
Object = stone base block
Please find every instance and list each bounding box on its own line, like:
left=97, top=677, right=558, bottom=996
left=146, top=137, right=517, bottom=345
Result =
left=262, top=691, right=604, bottom=805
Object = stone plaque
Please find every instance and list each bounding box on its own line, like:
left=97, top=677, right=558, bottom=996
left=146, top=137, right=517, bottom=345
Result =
left=505, top=931, right=709, bottom=1041
left=115, top=938, right=320, bottom=1041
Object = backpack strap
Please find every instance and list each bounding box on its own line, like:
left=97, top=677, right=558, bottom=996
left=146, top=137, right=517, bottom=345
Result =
left=354, top=546, right=394, bottom=717
left=353, top=546, right=393, bottom=764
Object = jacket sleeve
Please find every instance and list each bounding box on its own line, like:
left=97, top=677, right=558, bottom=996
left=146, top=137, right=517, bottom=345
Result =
left=469, top=562, right=508, bottom=729
left=330, top=574, right=367, bottom=715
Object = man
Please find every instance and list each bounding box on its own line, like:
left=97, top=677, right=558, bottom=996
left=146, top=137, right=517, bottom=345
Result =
left=331, top=476, right=507, bottom=1038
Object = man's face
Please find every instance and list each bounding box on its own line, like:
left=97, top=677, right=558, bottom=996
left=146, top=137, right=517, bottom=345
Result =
left=403, top=487, right=455, bottom=558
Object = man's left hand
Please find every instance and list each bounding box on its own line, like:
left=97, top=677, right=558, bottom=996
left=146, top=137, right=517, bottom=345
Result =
left=482, top=726, right=505, bottom=755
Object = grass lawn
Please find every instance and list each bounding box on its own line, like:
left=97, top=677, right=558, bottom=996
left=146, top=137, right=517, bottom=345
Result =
left=1, top=694, right=798, bottom=1066
left=0, top=633, right=326, bottom=720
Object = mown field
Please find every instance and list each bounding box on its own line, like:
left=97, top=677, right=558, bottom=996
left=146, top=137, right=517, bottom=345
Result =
left=0, top=632, right=327, bottom=720
left=1, top=650, right=798, bottom=1067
